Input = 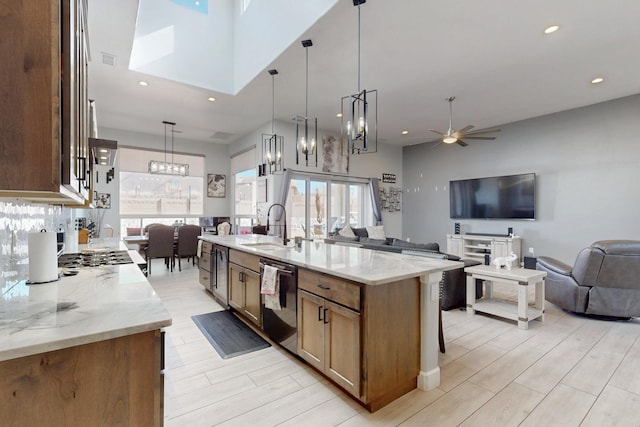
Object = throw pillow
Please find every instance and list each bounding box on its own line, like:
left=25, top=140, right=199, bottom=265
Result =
left=338, top=225, right=356, bottom=237
left=352, top=227, right=369, bottom=238
left=366, top=225, right=386, bottom=240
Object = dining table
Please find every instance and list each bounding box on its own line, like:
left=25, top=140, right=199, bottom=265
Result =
left=122, top=234, right=178, bottom=247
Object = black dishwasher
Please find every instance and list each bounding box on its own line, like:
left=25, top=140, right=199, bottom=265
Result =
left=260, top=258, right=298, bottom=355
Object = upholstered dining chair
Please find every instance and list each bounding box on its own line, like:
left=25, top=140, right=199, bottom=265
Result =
left=144, top=224, right=175, bottom=275
left=217, top=222, right=231, bottom=236
left=174, top=225, right=201, bottom=271
left=144, top=223, right=164, bottom=234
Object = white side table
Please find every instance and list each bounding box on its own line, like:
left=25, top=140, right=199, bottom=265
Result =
left=464, top=265, right=547, bottom=330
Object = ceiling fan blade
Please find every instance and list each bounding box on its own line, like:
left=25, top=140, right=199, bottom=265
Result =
left=465, top=128, right=502, bottom=135
left=431, top=140, right=443, bottom=149
left=457, top=125, right=475, bottom=134
left=462, top=136, right=496, bottom=140
left=456, top=140, right=469, bottom=147
left=428, top=129, right=445, bottom=136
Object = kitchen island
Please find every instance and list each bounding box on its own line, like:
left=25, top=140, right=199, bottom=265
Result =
left=0, top=258, right=172, bottom=426
left=199, top=234, right=462, bottom=411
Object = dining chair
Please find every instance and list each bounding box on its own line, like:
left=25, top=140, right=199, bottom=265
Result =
left=217, top=222, right=231, bottom=236
left=144, top=224, right=175, bottom=275
left=174, top=225, right=201, bottom=271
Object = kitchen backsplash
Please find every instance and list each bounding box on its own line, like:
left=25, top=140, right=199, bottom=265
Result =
left=0, top=200, right=67, bottom=263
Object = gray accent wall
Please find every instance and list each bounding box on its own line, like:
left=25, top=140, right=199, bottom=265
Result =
left=402, top=94, right=640, bottom=264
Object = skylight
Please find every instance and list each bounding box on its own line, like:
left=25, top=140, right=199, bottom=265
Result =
left=129, top=0, right=337, bottom=95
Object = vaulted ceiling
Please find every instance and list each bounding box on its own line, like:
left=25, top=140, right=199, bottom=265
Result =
left=88, top=0, right=640, bottom=147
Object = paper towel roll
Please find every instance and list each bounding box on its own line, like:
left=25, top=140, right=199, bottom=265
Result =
left=65, top=226, right=78, bottom=253
left=28, top=231, right=59, bottom=283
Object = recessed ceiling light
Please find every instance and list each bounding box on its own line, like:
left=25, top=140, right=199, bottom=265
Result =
left=401, top=130, right=409, bottom=135
left=336, top=113, right=343, bottom=118
left=208, top=96, right=216, bottom=102
left=544, top=25, right=559, bottom=34
left=138, top=81, right=149, bottom=87
left=591, top=77, right=604, bottom=84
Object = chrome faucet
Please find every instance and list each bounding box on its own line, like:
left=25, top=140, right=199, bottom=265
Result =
left=266, top=203, right=289, bottom=245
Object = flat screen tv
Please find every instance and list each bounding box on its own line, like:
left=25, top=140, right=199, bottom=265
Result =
left=449, top=173, right=535, bottom=220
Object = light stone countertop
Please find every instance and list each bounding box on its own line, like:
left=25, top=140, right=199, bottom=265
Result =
left=200, top=234, right=463, bottom=285
left=0, top=258, right=172, bottom=362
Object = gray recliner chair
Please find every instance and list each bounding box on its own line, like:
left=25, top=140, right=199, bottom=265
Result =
left=536, top=240, right=640, bottom=318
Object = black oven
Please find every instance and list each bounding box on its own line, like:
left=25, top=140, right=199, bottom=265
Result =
left=259, top=258, right=298, bottom=355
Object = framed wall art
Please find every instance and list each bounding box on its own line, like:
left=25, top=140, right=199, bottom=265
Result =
left=207, top=174, right=226, bottom=198
left=95, top=193, right=111, bottom=209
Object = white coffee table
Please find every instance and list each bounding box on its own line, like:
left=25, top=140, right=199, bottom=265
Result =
left=464, top=265, right=547, bottom=329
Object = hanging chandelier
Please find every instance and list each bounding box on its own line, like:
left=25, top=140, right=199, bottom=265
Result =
left=295, top=39, right=318, bottom=167
left=341, top=0, right=377, bottom=155
left=148, top=121, right=189, bottom=176
left=259, top=69, right=283, bottom=176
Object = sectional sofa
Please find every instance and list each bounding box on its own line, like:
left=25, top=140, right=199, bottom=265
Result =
left=325, top=226, right=481, bottom=310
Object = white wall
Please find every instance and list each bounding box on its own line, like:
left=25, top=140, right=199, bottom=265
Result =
left=402, top=94, right=640, bottom=264
left=92, top=127, right=231, bottom=237
left=230, top=119, right=404, bottom=237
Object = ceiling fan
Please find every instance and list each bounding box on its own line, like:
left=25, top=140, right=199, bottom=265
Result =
left=429, top=97, right=501, bottom=147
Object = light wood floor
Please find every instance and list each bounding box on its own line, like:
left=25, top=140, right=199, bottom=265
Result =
left=148, top=260, right=640, bottom=427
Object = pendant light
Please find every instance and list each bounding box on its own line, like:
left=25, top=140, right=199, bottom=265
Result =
left=295, top=39, right=318, bottom=167
left=341, top=0, right=377, bottom=155
left=148, top=121, right=189, bottom=176
left=260, top=69, right=283, bottom=176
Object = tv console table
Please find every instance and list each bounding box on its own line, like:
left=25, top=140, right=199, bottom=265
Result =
left=446, top=234, right=522, bottom=264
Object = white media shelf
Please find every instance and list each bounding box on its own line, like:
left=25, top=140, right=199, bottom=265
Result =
left=446, top=234, right=522, bottom=263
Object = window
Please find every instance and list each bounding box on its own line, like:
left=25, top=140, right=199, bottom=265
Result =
left=234, top=168, right=257, bottom=234
left=288, top=173, right=372, bottom=239
left=118, top=147, right=204, bottom=236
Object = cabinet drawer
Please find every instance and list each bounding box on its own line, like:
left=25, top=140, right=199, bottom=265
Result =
left=299, top=269, right=361, bottom=311
left=201, top=241, right=213, bottom=255
left=229, top=249, right=260, bottom=272
left=199, top=269, right=212, bottom=288
left=199, top=253, right=212, bottom=271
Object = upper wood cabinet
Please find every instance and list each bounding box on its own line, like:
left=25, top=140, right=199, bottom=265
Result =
left=0, top=0, right=92, bottom=205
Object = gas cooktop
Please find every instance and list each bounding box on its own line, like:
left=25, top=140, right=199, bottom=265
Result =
left=58, top=250, right=133, bottom=268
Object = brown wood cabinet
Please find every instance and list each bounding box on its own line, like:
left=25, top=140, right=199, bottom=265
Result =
left=298, top=267, right=421, bottom=412
left=199, top=241, right=214, bottom=291
left=229, top=250, right=262, bottom=328
left=0, top=330, right=164, bottom=426
left=0, top=0, right=92, bottom=205
left=298, top=288, right=361, bottom=398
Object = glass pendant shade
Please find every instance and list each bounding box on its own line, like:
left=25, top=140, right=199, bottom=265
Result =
left=340, top=0, right=377, bottom=155
left=149, top=121, right=189, bottom=176
left=341, top=88, right=377, bottom=154
left=295, top=115, right=317, bottom=167
left=296, top=39, right=318, bottom=167
left=260, top=69, right=283, bottom=176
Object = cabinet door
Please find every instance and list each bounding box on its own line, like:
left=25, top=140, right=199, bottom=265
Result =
left=447, top=236, right=463, bottom=258
left=198, top=268, right=212, bottom=290
left=297, top=290, right=325, bottom=372
left=228, top=264, right=245, bottom=311
left=491, top=240, right=509, bottom=259
left=243, top=270, right=262, bottom=327
left=324, top=300, right=361, bottom=398
left=62, top=0, right=90, bottom=200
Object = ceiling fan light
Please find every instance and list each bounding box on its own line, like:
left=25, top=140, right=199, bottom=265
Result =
left=443, top=136, right=458, bottom=144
